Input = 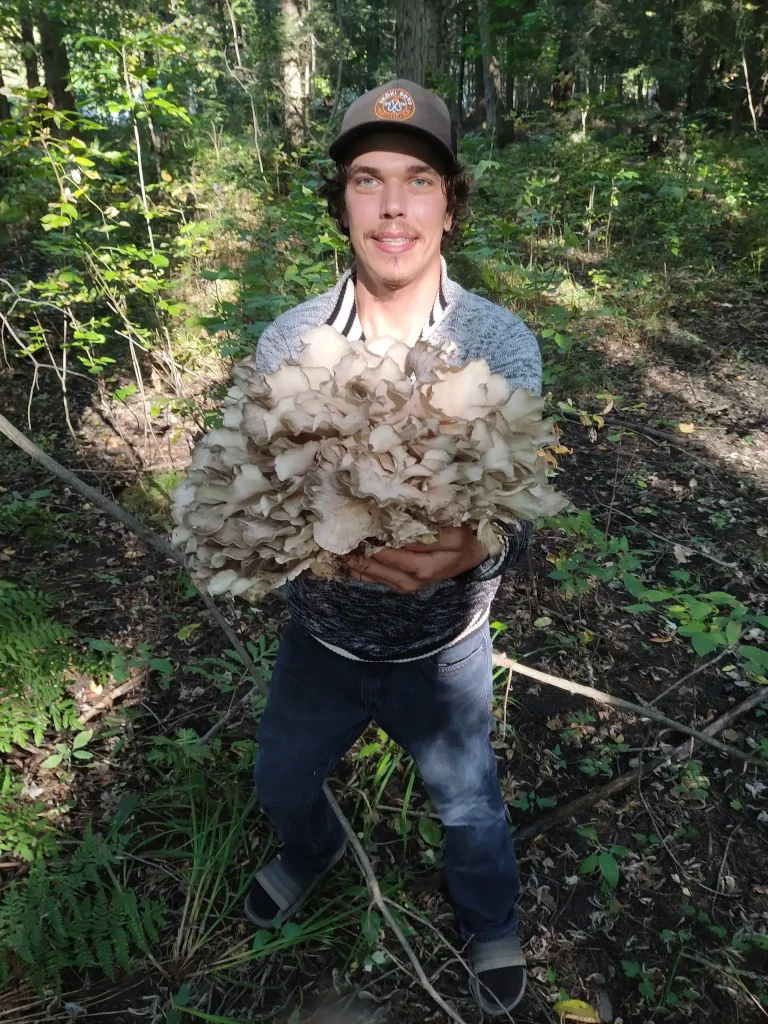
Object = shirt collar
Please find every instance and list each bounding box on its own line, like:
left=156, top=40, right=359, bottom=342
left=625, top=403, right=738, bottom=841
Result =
left=325, top=255, right=451, bottom=342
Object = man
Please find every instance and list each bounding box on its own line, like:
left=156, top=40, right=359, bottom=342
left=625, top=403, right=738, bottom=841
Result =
left=245, top=79, right=541, bottom=1017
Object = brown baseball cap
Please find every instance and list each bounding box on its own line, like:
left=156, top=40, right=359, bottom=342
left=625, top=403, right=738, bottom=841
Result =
left=329, top=79, right=458, bottom=172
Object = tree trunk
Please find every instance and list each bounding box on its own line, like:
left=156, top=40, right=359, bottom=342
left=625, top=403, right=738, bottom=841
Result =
left=19, top=4, right=41, bottom=92
left=396, top=0, right=444, bottom=86
left=35, top=5, right=76, bottom=112
left=281, top=0, right=306, bottom=150
left=478, top=0, right=499, bottom=132
left=456, top=5, right=467, bottom=121
left=0, top=65, right=12, bottom=122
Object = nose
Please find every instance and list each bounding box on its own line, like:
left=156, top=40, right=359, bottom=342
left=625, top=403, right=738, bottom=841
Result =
left=380, top=180, right=406, bottom=219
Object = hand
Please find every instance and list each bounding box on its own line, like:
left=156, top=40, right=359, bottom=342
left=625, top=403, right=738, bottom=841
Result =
left=347, top=526, right=487, bottom=594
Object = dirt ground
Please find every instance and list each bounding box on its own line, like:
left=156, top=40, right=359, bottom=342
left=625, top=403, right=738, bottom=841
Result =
left=1, top=291, right=767, bottom=1023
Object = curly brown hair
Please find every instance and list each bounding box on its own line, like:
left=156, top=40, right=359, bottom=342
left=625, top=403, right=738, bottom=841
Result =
left=317, top=157, right=473, bottom=249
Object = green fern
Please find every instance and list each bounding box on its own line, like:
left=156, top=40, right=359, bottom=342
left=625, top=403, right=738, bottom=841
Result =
left=0, top=768, right=58, bottom=861
left=0, top=826, right=165, bottom=995
left=0, top=582, right=83, bottom=754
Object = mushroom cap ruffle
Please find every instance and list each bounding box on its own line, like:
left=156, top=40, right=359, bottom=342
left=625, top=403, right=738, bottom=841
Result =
left=171, top=327, right=568, bottom=600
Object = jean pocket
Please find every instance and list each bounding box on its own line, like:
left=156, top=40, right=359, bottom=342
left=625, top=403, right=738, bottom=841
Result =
left=430, top=630, right=490, bottom=676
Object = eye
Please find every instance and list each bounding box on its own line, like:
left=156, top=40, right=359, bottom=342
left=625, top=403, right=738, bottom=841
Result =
left=356, top=176, right=377, bottom=187
left=412, top=177, right=432, bottom=187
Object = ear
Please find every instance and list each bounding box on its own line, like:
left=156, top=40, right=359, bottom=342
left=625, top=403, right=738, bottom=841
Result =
left=443, top=209, right=453, bottom=233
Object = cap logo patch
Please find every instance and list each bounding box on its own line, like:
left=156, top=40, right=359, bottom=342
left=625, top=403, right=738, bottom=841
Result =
left=374, top=87, right=416, bottom=121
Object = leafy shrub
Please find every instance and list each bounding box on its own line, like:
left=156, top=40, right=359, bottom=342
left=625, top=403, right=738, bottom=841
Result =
left=0, top=769, right=58, bottom=862
left=0, top=582, right=82, bottom=753
left=0, top=827, right=164, bottom=994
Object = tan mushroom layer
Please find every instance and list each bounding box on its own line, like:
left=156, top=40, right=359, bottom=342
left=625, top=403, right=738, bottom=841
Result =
left=171, top=326, right=567, bottom=601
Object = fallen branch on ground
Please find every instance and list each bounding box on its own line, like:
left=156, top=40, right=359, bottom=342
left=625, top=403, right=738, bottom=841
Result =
left=79, top=677, right=143, bottom=725
left=492, top=652, right=767, bottom=769
left=512, top=684, right=768, bottom=845
left=325, top=785, right=470, bottom=1024
left=0, top=412, right=465, bottom=1024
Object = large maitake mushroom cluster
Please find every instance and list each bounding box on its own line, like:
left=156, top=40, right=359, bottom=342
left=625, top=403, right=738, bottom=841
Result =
left=171, top=326, right=567, bottom=600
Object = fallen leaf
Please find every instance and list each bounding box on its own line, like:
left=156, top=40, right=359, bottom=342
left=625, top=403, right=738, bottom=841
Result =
left=650, top=636, right=673, bottom=643
left=546, top=716, right=564, bottom=731
left=678, top=422, right=696, bottom=433
left=534, top=616, right=552, bottom=628
left=553, top=997, right=600, bottom=1022
left=673, top=544, right=692, bottom=563
left=2, top=547, right=15, bottom=555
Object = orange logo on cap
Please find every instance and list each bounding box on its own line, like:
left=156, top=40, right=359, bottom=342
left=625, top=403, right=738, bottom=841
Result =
left=374, top=87, right=416, bottom=121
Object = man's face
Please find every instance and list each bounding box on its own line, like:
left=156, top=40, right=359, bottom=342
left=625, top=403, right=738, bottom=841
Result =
left=341, top=131, right=453, bottom=290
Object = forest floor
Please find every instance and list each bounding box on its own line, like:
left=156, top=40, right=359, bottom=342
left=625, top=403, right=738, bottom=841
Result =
left=1, top=279, right=767, bottom=1023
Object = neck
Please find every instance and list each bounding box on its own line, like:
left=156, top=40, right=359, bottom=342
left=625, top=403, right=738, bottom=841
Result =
left=353, top=257, right=442, bottom=345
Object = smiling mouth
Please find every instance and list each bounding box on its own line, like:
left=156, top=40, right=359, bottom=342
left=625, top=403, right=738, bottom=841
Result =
left=370, top=234, right=417, bottom=252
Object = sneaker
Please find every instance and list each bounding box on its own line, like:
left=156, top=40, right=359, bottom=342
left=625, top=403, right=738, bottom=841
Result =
left=244, top=842, right=347, bottom=929
left=469, top=934, right=527, bottom=1017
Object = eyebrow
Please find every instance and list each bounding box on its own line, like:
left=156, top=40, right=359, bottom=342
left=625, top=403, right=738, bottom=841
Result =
left=348, top=163, right=439, bottom=177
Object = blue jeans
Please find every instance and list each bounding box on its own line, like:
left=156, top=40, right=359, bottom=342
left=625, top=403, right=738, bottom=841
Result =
left=253, top=620, right=520, bottom=942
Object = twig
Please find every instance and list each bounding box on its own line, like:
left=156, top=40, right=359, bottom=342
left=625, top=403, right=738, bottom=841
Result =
left=512, top=684, right=768, bottom=845
left=595, top=503, right=740, bottom=570
left=324, top=784, right=470, bottom=1024
left=79, top=678, right=143, bottom=724
left=492, top=652, right=766, bottom=769
left=649, top=649, right=733, bottom=706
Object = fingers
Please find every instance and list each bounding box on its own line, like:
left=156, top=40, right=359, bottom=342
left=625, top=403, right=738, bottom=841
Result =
left=401, top=526, right=467, bottom=553
left=348, top=554, right=423, bottom=593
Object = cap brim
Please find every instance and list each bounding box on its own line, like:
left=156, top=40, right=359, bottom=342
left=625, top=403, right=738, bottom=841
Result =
left=329, top=122, right=458, bottom=174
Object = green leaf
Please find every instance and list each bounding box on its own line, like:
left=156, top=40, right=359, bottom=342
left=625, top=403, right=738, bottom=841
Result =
left=251, top=929, right=274, bottom=950
left=691, top=632, right=721, bottom=656
left=176, top=622, right=201, bottom=641
left=40, top=753, right=64, bottom=769
left=623, top=574, right=648, bottom=598
left=148, top=253, right=169, bottom=268
left=173, top=984, right=192, bottom=1007
left=360, top=909, right=381, bottom=946
left=281, top=921, right=303, bottom=940
left=86, top=637, right=118, bottom=652
left=72, top=728, right=93, bottom=750
left=72, top=750, right=93, bottom=760
left=357, top=742, right=382, bottom=759
left=685, top=598, right=715, bottom=620
left=598, top=852, right=620, bottom=888
left=624, top=603, right=654, bottom=613
left=580, top=854, right=599, bottom=874
left=574, top=825, right=599, bottom=842
left=418, top=817, right=443, bottom=848
left=111, top=794, right=141, bottom=831
left=725, top=620, right=742, bottom=645
left=738, top=645, right=768, bottom=668
left=149, top=658, right=173, bottom=676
